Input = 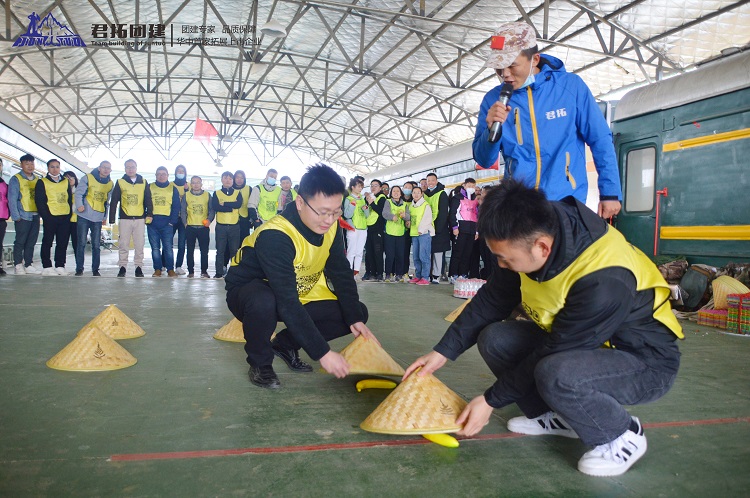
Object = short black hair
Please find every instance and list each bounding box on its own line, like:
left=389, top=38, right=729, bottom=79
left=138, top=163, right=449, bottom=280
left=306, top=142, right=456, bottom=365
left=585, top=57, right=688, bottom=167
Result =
left=370, top=179, right=382, bottom=187
left=382, top=182, right=389, bottom=187
left=46, top=158, right=60, bottom=167
left=426, top=173, right=437, bottom=180
left=156, top=166, right=169, bottom=175
left=477, top=179, right=559, bottom=246
left=266, top=168, right=278, bottom=175
left=464, top=177, right=476, bottom=185
left=280, top=175, right=291, bottom=182
left=221, top=171, right=234, bottom=179
left=297, top=163, right=346, bottom=199
left=20, top=153, right=35, bottom=163
left=520, top=45, right=539, bottom=60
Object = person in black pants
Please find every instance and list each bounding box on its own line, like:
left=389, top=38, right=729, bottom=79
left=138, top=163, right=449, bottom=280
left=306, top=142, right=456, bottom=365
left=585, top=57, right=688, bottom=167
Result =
left=181, top=175, right=214, bottom=278
left=447, top=178, right=479, bottom=282
left=225, top=164, right=379, bottom=389
left=35, top=158, right=72, bottom=275
left=362, top=179, right=386, bottom=281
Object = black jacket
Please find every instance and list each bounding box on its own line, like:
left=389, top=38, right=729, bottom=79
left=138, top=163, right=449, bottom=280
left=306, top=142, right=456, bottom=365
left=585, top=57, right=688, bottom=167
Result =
left=424, top=182, right=450, bottom=252
left=109, top=174, right=149, bottom=223
left=434, top=197, right=680, bottom=409
left=448, top=186, right=477, bottom=235
left=225, top=203, right=365, bottom=360
left=34, top=174, right=71, bottom=222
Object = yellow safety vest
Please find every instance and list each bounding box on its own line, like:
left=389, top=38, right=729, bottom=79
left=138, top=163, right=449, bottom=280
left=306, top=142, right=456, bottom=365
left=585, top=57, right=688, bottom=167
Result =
left=424, top=189, right=446, bottom=222
left=520, top=225, right=683, bottom=339
left=117, top=179, right=146, bottom=217
left=232, top=215, right=338, bottom=304
left=257, top=185, right=280, bottom=221
left=149, top=183, right=175, bottom=217
left=215, top=189, right=240, bottom=224
left=236, top=185, right=251, bottom=218
left=346, top=194, right=367, bottom=230
left=14, top=173, right=38, bottom=213
left=408, top=201, right=431, bottom=237
left=41, top=177, right=70, bottom=216
left=385, top=199, right=406, bottom=236
left=365, top=193, right=385, bottom=226
left=185, top=191, right=210, bottom=226
left=171, top=181, right=187, bottom=200
left=85, top=173, right=114, bottom=213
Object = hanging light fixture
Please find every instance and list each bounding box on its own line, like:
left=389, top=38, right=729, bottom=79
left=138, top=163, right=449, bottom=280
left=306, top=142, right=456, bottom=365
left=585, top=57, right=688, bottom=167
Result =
left=228, top=112, right=244, bottom=124
left=260, top=19, right=287, bottom=38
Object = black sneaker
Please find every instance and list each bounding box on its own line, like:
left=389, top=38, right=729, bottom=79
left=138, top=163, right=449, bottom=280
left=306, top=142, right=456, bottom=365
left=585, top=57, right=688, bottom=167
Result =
left=362, top=273, right=372, bottom=281
left=248, top=365, right=281, bottom=389
left=92, top=270, right=101, bottom=277
left=117, top=266, right=126, bottom=277
left=75, top=270, right=83, bottom=276
left=135, top=267, right=144, bottom=278
left=213, top=273, right=223, bottom=279
left=272, top=343, right=313, bottom=372
left=0, top=267, right=6, bottom=276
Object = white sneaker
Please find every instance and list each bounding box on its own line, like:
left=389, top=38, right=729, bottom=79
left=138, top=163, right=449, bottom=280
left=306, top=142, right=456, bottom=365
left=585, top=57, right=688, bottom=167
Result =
left=55, top=267, right=67, bottom=276
left=175, top=267, right=186, bottom=275
left=507, top=411, right=579, bottom=438
left=14, top=264, right=26, bottom=275
left=24, top=265, right=40, bottom=274
left=41, top=267, right=58, bottom=276
left=578, top=417, right=647, bottom=477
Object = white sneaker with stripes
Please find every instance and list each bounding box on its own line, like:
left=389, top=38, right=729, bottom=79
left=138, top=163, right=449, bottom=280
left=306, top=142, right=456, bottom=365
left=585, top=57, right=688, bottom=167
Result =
left=578, top=417, right=647, bottom=477
left=507, top=411, right=579, bottom=438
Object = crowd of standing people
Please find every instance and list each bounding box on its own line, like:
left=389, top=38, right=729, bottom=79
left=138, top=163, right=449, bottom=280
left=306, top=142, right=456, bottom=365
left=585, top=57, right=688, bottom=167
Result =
left=0, top=156, right=299, bottom=279
left=342, top=172, right=493, bottom=285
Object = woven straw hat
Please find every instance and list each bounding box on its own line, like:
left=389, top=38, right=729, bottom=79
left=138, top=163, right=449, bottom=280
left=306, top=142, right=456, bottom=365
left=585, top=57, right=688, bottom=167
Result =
left=213, top=318, right=246, bottom=343
left=338, top=336, right=405, bottom=376
left=360, top=371, right=467, bottom=435
left=445, top=299, right=471, bottom=322
left=712, top=276, right=750, bottom=310
left=82, top=304, right=145, bottom=340
left=48, top=325, right=137, bottom=371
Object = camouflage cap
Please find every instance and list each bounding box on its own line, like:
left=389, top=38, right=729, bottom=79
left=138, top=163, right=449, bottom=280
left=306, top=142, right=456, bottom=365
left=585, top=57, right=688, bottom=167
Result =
left=484, top=22, right=537, bottom=69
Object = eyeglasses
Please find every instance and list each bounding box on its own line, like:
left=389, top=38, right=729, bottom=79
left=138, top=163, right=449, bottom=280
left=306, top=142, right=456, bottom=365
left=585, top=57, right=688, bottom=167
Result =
left=301, top=196, right=343, bottom=220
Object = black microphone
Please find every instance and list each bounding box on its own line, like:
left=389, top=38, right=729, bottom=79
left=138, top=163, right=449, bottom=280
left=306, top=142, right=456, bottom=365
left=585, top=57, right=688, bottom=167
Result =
left=488, top=82, right=514, bottom=143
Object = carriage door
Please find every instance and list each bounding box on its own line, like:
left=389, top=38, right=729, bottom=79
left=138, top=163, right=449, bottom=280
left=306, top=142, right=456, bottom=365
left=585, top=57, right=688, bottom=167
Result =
left=616, top=140, right=659, bottom=257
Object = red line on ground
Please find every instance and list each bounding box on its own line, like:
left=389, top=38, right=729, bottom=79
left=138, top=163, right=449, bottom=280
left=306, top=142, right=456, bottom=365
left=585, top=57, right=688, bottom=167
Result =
left=109, top=416, right=749, bottom=463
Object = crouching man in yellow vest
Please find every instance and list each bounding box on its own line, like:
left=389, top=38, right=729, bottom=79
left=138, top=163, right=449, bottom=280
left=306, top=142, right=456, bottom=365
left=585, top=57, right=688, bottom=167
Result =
left=405, top=180, right=682, bottom=477
left=225, top=164, right=379, bottom=389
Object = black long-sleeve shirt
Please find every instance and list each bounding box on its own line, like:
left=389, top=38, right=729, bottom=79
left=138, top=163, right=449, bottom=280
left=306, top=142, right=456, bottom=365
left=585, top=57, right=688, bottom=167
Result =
left=225, top=203, right=365, bottom=360
left=108, top=174, right=149, bottom=223
left=211, top=187, right=243, bottom=223
left=434, top=197, right=680, bottom=409
left=34, top=174, right=71, bottom=221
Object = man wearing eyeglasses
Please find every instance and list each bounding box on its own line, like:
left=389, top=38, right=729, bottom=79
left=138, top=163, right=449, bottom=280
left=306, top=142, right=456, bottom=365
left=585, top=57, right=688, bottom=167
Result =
left=225, top=163, right=379, bottom=389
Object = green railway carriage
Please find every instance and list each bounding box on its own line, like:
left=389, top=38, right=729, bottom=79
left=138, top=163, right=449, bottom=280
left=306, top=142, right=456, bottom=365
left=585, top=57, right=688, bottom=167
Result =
left=612, top=51, right=750, bottom=266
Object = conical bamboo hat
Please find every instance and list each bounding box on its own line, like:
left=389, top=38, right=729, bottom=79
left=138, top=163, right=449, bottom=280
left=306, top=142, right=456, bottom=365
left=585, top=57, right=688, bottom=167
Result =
left=445, top=299, right=471, bottom=322
left=82, top=304, right=145, bottom=339
left=213, top=318, right=246, bottom=343
left=360, top=371, right=467, bottom=435
left=48, top=325, right=137, bottom=371
left=339, top=336, right=405, bottom=376
left=712, top=276, right=750, bottom=310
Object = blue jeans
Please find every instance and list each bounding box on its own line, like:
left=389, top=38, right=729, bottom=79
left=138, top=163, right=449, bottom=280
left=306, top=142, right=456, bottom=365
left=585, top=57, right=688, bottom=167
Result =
left=411, top=233, right=431, bottom=280
left=13, top=216, right=40, bottom=266
left=173, top=218, right=186, bottom=268
left=76, top=217, right=102, bottom=272
left=147, top=223, right=174, bottom=271
left=477, top=320, right=678, bottom=446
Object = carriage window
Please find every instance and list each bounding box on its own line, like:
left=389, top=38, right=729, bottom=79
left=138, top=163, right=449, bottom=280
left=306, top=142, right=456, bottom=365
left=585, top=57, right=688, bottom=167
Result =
left=624, top=147, right=655, bottom=212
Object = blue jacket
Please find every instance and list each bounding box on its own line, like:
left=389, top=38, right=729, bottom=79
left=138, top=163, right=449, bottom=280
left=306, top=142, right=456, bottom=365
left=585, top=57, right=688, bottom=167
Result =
left=473, top=55, right=621, bottom=202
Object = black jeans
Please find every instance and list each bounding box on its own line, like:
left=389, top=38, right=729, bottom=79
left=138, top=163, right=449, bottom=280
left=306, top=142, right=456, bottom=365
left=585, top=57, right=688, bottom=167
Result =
left=477, top=320, right=678, bottom=446
left=185, top=225, right=210, bottom=274
left=13, top=216, right=40, bottom=266
left=226, top=279, right=368, bottom=368
left=172, top=218, right=186, bottom=268
left=448, top=232, right=475, bottom=277
left=364, top=227, right=384, bottom=277
left=384, top=233, right=405, bottom=275
left=214, top=223, right=240, bottom=275
left=40, top=215, right=71, bottom=268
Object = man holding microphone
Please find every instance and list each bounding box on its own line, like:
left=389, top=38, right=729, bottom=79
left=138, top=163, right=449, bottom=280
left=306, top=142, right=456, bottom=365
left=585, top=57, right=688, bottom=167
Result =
left=472, top=22, right=622, bottom=218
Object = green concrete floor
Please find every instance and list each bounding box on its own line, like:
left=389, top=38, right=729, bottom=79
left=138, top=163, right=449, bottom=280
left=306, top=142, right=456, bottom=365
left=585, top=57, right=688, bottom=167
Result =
left=1, top=275, right=749, bottom=497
